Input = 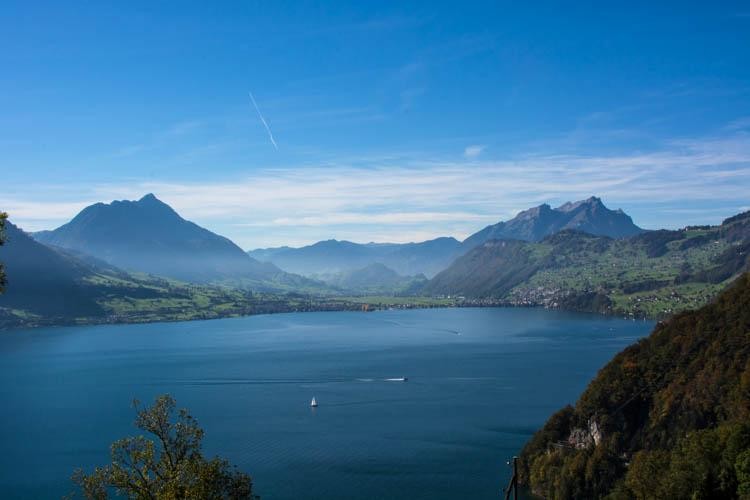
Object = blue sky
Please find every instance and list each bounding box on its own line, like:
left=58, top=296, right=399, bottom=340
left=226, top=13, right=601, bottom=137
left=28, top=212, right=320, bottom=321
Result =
left=3, top=1, right=750, bottom=248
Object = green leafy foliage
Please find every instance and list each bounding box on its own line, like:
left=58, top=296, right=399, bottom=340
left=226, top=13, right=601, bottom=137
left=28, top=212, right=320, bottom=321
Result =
left=620, top=423, right=750, bottom=500
left=519, top=273, right=750, bottom=498
left=71, top=395, right=256, bottom=499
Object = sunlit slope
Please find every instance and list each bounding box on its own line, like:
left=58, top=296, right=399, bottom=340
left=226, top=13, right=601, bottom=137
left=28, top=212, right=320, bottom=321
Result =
left=425, top=211, right=750, bottom=318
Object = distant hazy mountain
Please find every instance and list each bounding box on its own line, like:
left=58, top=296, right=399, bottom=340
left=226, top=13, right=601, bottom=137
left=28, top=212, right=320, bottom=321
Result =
left=320, top=263, right=427, bottom=295
left=0, top=220, right=326, bottom=329
left=249, top=237, right=462, bottom=278
left=249, top=240, right=375, bottom=275
left=462, top=196, right=643, bottom=248
left=34, top=194, right=315, bottom=289
left=250, top=197, right=642, bottom=279
left=380, top=237, right=463, bottom=277
left=248, top=246, right=292, bottom=262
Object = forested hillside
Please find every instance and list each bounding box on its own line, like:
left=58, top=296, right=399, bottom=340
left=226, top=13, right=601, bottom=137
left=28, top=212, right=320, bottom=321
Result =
left=519, top=273, right=750, bottom=499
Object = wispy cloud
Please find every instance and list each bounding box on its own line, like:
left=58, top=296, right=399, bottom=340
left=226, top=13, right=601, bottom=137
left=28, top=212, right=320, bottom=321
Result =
left=164, top=120, right=201, bottom=137
left=106, top=120, right=203, bottom=160
left=264, top=212, right=496, bottom=227
left=5, top=131, right=750, bottom=248
left=464, top=145, right=485, bottom=159
left=248, top=91, right=278, bottom=150
left=726, top=116, right=750, bottom=131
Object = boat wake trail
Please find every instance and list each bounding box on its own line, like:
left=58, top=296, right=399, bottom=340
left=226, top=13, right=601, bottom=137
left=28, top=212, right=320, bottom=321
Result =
left=157, top=376, right=410, bottom=386
left=161, top=377, right=350, bottom=386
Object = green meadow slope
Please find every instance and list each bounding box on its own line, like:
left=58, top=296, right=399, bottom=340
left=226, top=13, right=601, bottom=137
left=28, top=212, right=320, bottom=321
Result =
left=425, top=210, right=750, bottom=318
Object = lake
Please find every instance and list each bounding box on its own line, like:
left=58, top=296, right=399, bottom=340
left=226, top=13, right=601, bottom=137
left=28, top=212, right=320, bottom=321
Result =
left=0, top=307, right=652, bottom=499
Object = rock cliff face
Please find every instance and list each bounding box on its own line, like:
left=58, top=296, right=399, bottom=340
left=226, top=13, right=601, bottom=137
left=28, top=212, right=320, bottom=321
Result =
left=462, top=196, right=643, bottom=248
left=567, top=418, right=603, bottom=449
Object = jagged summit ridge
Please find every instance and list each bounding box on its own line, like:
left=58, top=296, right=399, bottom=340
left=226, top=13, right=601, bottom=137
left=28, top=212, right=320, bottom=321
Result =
left=462, top=196, right=642, bottom=247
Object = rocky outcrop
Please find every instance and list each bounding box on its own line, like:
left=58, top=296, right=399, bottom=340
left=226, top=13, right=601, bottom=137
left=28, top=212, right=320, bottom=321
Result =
left=567, top=418, right=603, bottom=449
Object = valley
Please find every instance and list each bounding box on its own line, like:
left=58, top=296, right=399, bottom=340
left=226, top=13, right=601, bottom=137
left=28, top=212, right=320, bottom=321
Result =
left=2, top=195, right=748, bottom=329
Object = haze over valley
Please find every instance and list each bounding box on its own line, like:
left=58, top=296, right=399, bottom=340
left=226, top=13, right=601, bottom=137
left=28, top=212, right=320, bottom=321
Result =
left=2, top=193, right=747, bottom=329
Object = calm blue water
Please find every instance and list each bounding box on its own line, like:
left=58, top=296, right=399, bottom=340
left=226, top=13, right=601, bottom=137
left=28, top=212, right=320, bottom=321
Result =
left=0, top=308, right=652, bottom=499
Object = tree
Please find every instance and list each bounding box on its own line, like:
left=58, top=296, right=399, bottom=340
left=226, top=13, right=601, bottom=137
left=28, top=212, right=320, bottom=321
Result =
left=736, top=449, right=750, bottom=499
left=0, top=211, right=7, bottom=293
left=71, top=395, right=256, bottom=499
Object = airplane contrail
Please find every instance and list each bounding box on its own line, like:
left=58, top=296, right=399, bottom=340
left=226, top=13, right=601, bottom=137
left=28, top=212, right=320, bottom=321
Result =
left=248, top=91, right=278, bottom=150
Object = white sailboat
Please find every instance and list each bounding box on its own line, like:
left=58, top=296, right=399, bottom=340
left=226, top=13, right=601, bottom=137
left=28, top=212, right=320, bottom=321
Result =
left=310, top=396, right=318, bottom=407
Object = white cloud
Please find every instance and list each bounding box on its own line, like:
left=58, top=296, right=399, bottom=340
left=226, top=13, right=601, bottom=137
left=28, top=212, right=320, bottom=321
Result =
left=4, top=132, right=750, bottom=248
left=264, top=212, right=496, bottom=227
left=463, top=145, right=485, bottom=158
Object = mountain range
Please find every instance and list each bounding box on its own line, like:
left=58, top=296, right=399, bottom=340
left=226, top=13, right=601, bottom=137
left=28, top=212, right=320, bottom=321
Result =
left=0, top=219, right=349, bottom=329
left=425, top=211, right=750, bottom=317
left=4, top=193, right=745, bottom=328
left=249, top=237, right=463, bottom=278
left=461, top=196, right=643, bottom=248
left=34, top=194, right=319, bottom=291
left=3, top=194, right=747, bottom=497
left=249, top=197, right=642, bottom=278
